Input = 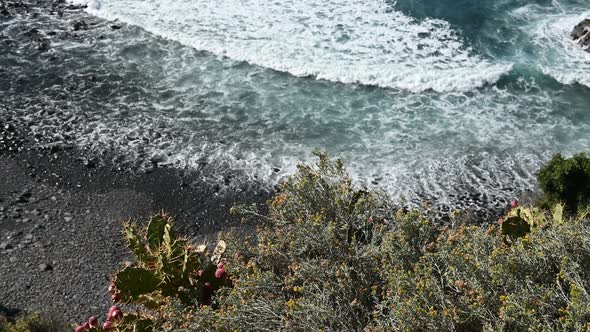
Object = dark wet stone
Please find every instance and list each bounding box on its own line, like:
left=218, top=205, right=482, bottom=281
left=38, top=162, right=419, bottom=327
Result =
left=572, top=19, right=590, bottom=51
left=71, top=20, right=87, bottom=31
left=16, top=191, right=31, bottom=203
left=37, top=41, right=50, bottom=52
left=39, top=263, right=53, bottom=271
left=83, top=158, right=97, bottom=168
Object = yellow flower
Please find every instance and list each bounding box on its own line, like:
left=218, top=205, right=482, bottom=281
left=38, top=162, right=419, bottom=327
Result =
left=285, top=298, right=296, bottom=309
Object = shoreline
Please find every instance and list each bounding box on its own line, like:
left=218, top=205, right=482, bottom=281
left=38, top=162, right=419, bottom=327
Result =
left=0, top=0, right=549, bottom=323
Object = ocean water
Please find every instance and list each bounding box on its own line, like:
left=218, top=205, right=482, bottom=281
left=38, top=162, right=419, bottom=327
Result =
left=3, top=0, right=590, bottom=210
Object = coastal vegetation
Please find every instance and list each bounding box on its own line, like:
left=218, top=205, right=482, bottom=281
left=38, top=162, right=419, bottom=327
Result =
left=3, top=152, right=590, bottom=331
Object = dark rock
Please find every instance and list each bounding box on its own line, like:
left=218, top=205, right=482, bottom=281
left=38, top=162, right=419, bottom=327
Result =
left=39, top=263, right=53, bottom=271
left=37, top=41, right=50, bottom=52
left=66, top=4, right=87, bottom=10
left=16, top=191, right=31, bottom=203
left=83, top=158, right=97, bottom=168
left=71, top=20, right=87, bottom=31
left=110, top=24, right=122, bottom=30
left=0, top=242, right=12, bottom=250
left=572, top=19, right=590, bottom=51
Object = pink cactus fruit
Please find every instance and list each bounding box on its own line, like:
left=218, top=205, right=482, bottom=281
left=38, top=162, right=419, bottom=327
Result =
left=103, top=320, right=113, bottom=330
left=74, top=325, right=85, bottom=332
left=108, top=305, right=118, bottom=315
left=215, top=267, right=226, bottom=279
left=111, top=310, right=123, bottom=321
left=111, top=293, right=120, bottom=303
left=197, top=269, right=204, bottom=277
left=510, top=200, right=518, bottom=208
left=88, top=316, right=98, bottom=328
left=108, top=305, right=123, bottom=320
left=107, top=283, right=116, bottom=293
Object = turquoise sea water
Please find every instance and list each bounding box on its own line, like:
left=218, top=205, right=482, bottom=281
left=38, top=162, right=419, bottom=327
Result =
left=5, top=0, right=590, bottom=209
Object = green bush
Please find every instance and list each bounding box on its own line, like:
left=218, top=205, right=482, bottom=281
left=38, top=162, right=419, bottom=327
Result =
left=78, top=152, right=590, bottom=331
left=538, top=152, right=590, bottom=214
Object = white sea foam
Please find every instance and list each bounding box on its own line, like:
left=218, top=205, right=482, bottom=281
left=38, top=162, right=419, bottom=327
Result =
left=55, top=0, right=590, bottom=210
left=73, top=0, right=512, bottom=93
left=525, top=9, right=590, bottom=87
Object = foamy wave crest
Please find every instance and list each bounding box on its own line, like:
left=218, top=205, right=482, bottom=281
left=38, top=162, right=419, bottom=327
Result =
left=76, top=0, right=511, bottom=92
left=528, top=10, right=590, bottom=87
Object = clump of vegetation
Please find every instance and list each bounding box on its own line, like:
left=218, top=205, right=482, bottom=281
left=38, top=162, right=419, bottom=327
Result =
left=14, top=151, right=590, bottom=331
left=538, top=152, right=590, bottom=214
left=0, top=313, right=66, bottom=332
left=72, top=214, right=231, bottom=331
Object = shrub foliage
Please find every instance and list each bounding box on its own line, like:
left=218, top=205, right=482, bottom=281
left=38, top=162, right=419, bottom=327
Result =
left=70, top=151, right=590, bottom=331
left=538, top=152, right=590, bottom=214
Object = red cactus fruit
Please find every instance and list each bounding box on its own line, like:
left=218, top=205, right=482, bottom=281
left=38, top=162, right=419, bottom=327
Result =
left=107, top=283, right=116, bottom=293
left=201, top=281, right=213, bottom=304
left=108, top=305, right=119, bottom=315
left=102, top=320, right=113, bottom=330
left=215, top=268, right=226, bottom=279
left=108, top=305, right=122, bottom=320
left=510, top=200, right=518, bottom=208
left=197, top=269, right=204, bottom=277
left=88, top=316, right=98, bottom=328
left=110, top=308, right=123, bottom=321
left=217, top=262, right=225, bottom=269
left=74, top=325, right=85, bottom=332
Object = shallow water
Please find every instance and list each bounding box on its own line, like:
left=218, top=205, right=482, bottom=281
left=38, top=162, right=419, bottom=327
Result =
left=2, top=0, right=590, bottom=210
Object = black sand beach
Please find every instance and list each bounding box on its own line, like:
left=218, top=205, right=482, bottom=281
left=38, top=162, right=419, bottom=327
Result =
left=0, top=135, right=269, bottom=322
left=0, top=1, right=272, bottom=321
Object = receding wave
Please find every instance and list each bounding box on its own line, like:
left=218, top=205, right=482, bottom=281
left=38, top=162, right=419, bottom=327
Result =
left=72, top=0, right=513, bottom=93
left=514, top=7, right=590, bottom=87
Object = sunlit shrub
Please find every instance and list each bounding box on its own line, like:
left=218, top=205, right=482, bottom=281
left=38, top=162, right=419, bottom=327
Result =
left=74, top=151, right=590, bottom=331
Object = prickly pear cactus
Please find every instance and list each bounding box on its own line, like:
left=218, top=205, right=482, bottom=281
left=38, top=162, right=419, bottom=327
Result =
left=501, top=204, right=565, bottom=238
left=109, top=213, right=230, bottom=329
left=501, top=214, right=531, bottom=239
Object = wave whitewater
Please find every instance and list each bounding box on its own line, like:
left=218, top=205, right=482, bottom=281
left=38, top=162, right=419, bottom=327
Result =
left=69, top=0, right=516, bottom=93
